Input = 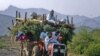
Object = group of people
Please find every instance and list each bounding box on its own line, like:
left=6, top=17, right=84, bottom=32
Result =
left=40, top=29, right=63, bottom=51
left=15, top=28, right=63, bottom=55
left=14, top=10, right=64, bottom=56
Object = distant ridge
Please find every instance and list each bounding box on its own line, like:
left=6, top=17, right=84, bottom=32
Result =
left=0, top=14, right=15, bottom=35
left=0, top=5, right=100, bottom=35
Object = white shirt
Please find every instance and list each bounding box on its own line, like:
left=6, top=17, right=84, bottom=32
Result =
left=45, top=36, right=49, bottom=43
left=46, top=14, right=56, bottom=24
left=44, top=36, right=50, bottom=51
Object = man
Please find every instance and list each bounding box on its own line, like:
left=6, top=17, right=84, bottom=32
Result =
left=46, top=10, right=56, bottom=24
left=45, top=31, right=60, bottom=51
left=25, top=31, right=36, bottom=56
left=52, top=31, right=60, bottom=40
left=40, top=29, right=48, bottom=42
left=16, top=30, right=25, bottom=41
left=48, top=31, right=60, bottom=44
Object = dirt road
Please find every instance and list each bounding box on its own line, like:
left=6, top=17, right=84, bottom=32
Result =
left=0, top=48, right=20, bottom=56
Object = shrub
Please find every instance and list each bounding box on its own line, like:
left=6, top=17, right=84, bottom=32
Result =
left=91, top=29, right=100, bottom=43
left=84, top=43, right=100, bottom=56
left=74, top=45, right=84, bottom=54
left=68, top=28, right=92, bottom=54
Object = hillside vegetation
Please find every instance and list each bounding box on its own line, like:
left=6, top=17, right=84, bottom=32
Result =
left=68, top=28, right=100, bottom=56
left=0, top=36, right=11, bottom=48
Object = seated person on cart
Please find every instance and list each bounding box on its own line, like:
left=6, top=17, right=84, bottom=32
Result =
left=40, top=29, right=48, bottom=42
left=46, top=10, right=56, bottom=24
left=45, top=31, right=60, bottom=51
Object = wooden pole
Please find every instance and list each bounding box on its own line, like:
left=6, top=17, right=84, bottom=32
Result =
left=12, top=19, right=14, bottom=26
left=16, top=10, right=18, bottom=18
left=42, top=14, right=44, bottom=23
left=44, top=14, right=46, bottom=21
left=71, top=16, right=73, bottom=25
left=67, top=16, right=70, bottom=24
left=55, top=15, right=58, bottom=24
left=25, top=12, right=27, bottom=22
left=19, top=12, right=21, bottom=18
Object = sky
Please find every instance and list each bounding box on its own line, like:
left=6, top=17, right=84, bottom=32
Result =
left=0, top=0, right=100, bottom=18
